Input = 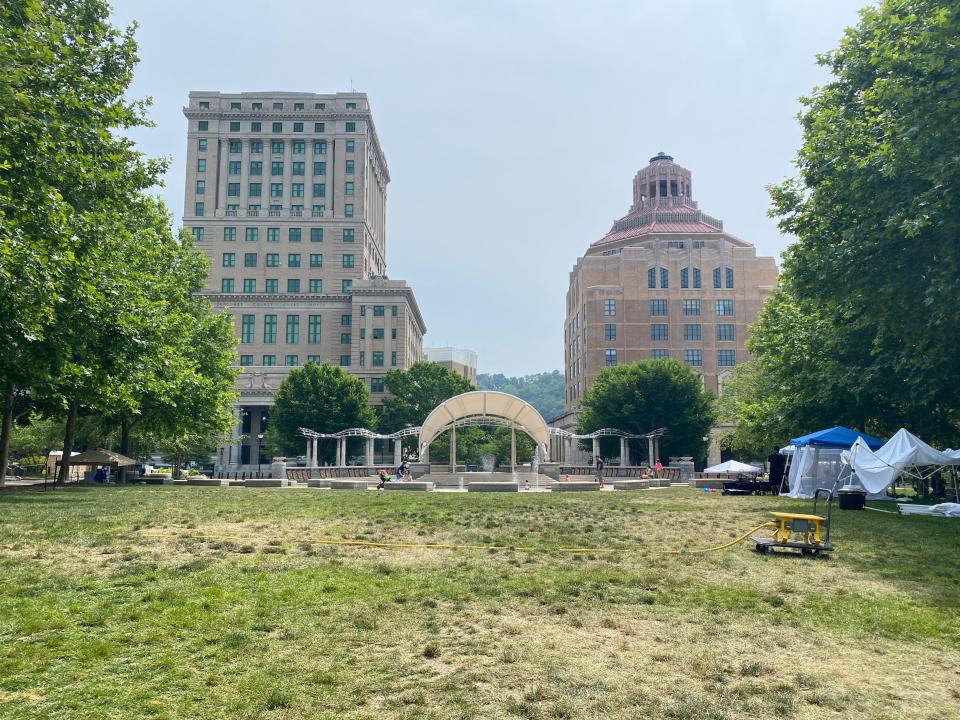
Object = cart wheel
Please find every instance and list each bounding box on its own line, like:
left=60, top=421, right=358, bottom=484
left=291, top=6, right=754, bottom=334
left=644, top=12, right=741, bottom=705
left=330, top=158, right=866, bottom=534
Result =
left=811, top=549, right=822, bottom=558
left=800, top=548, right=813, bottom=557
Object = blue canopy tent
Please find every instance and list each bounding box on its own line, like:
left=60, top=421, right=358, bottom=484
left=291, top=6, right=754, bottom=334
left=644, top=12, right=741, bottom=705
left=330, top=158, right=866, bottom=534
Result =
left=784, top=426, right=886, bottom=497
left=789, top=426, right=884, bottom=450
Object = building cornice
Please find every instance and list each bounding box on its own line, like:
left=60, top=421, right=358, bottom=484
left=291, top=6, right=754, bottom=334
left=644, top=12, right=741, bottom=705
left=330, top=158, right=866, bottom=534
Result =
left=349, top=284, right=427, bottom=335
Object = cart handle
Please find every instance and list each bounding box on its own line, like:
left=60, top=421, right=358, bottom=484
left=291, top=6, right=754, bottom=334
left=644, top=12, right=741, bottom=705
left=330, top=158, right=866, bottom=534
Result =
left=813, top=487, right=834, bottom=544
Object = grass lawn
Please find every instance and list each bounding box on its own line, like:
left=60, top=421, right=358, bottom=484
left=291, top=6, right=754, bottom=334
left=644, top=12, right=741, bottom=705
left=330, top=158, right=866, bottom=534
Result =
left=1, top=487, right=959, bottom=719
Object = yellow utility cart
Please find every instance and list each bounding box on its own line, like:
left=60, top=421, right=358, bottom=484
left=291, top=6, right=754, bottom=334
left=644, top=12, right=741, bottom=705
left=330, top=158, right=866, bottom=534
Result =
left=754, top=488, right=835, bottom=557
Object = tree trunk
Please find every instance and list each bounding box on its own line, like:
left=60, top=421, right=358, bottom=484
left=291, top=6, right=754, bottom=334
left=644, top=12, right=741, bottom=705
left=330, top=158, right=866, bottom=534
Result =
left=58, top=401, right=79, bottom=486
left=173, top=451, right=183, bottom=480
left=119, top=417, right=131, bottom=483
left=0, top=380, right=14, bottom=487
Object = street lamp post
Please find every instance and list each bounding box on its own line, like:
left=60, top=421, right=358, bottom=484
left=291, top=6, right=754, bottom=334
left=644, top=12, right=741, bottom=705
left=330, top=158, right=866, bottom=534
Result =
left=257, top=434, right=264, bottom=477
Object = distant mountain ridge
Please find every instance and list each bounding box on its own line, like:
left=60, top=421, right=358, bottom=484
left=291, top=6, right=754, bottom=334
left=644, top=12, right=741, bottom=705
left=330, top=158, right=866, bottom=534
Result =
left=476, top=371, right=564, bottom=421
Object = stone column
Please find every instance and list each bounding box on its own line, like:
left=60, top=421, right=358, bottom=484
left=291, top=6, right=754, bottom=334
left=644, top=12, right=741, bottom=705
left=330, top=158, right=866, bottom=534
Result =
left=305, top=438, right=312, bottom=467
left=230, top=406, right=242, bottom=467
left=337, top=438, right=345, bottom=466
left=620, top=438, right=629, bottom=466
left=450, top=424, right=457, bottom=473
left=366, top=437, right=374, bottom=467
left=647, top=436, right=655, bottom=467
left=393, top=438, right=402, bottom=468
left=510, top=424, right=517, bottom=471
left=592, top=437, right=600, bottom=466
left=311, top=438, right=319, bottom=468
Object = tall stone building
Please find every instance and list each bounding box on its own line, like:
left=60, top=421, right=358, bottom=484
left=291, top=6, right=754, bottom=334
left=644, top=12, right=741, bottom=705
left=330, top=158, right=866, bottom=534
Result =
left=425, top=347, right=479, bottom=385
left=183, top=91, right=426, bottom=471
left=560, top=153, right=778, bottom=460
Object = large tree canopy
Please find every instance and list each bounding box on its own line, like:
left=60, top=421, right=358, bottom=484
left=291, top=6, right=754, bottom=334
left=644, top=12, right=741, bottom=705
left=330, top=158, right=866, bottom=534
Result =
left=577, top=360, right=716, bottom=463
left=266, top=363, right=376, bottom=460
left=477, top=371, right=564, bottom=421
left=379, top=361, right=473, bottom=433
left=766, top=0, right=960, bottom=445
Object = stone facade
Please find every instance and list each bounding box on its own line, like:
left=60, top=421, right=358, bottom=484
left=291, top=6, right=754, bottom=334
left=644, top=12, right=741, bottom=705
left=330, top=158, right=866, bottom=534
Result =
left=561, top=153, right=778, bottom=462
left=424, top=347, right=478, bottom=385
left=182, top=91, right=426, bottom=471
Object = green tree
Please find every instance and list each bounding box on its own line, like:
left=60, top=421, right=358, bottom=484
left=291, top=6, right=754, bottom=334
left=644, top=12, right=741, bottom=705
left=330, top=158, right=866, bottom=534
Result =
left=477, top=370, right=564, bottom=420
left=577, top=360, right=716, bottom=463
left=266, top=363, right=376, bottom=461
left=768, top=0, right=960, bottom=445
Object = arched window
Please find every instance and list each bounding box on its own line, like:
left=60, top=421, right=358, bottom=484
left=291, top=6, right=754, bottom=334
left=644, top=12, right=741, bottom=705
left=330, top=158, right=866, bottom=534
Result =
left=725, top=267, right=734, bottom=288
left=713, top=267, right=722, bottom=288
left=660, top=267, right=669, bottom=288
left=680, top=267, right=689, bottom=289
left=647, top=267, right=656, bottom=289
left=693, top=268, right=702, bottom=288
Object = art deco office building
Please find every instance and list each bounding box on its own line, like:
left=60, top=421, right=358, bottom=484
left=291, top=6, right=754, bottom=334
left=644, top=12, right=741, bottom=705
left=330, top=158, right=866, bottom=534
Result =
left=560, top=153, right=778, bottom=432
left=183, top=91, right=426, bottom=470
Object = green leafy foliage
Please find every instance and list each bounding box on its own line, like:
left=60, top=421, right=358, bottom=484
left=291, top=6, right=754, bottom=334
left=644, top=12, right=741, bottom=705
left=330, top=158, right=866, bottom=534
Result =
left=576, top=360, right=716, bottom=463
left=477, top=370, right=564, bottom=421
left=379, top=362, right=473, bottom=432
left=266, top=363, right=376, bottom=460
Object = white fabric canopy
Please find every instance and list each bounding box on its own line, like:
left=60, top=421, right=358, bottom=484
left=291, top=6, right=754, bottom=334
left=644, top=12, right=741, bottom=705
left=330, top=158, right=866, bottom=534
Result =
left=703, top=460, right=762, bottom=474
left=844, top=428, right=960, bottom=494
left=784, top=446, right=848, bottom=498
left=418, top=391, right=551, bottom=450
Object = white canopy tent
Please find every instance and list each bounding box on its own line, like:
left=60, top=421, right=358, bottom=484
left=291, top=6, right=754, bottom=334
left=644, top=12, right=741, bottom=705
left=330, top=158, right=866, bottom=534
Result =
left=703, top=460, right=762, bottom=474
left=783, top=446, right=850, bottom=498
left=842, top=428, right=960, bottom=498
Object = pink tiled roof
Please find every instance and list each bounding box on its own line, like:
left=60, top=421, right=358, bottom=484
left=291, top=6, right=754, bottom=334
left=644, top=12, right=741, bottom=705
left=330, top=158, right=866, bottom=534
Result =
left=591, top=219, right=721, bottom=247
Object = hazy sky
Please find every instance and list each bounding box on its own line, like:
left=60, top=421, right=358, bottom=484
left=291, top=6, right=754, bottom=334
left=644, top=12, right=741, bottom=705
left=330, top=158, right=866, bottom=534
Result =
left=113, top=0, right=864, bottom=376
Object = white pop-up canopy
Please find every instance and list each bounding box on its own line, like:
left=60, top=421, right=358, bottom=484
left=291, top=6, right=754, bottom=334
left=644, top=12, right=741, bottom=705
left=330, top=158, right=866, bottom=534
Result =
left=843, top=428, right=960, bottom=495
left=703, top=460, right=762, bottom=474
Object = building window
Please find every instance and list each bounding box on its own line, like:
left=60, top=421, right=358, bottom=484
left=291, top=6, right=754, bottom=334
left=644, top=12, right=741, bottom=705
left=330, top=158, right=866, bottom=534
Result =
left=272, top=102, right=283, bottom=110
left=226, top=204, right=239, bottom=215
left=286, top=314, right=300, bottom=344
left=718, top=349, right=736, bottom=367
left=221, top=278, right=234, bottom=293
left=198, top=138, right=207, bottom=151
left=725, top=267, right=734, bottom=289
left=309, top=279, right=322, bottom=293
left=341, top=314, right=351, bottom=326
left=391, top=328, right=397, bottom=339
left=248, top=182, right=262, bottom=197
left=271, top=140, right=284, bottom=154
left=271, top=161, right=283, bottom=175
left=345, top=121, right=356, bottom=132
left=293, top=122, right=304, bottom=133
left=604, top=324, right=616, bottom=341
left=229, top=141, right=241, bottom=153
left=716, top=324, right=735, bottom=342
left=285, top=355, right=298, bottom=366
left=262, top=354, right=276, bottom=366
left=292, top=183, right=304, bottom=197
left=267, top=227, right=279, bottom=242
left=314, top=122, right=325, bottom=132
left=603, top=299, right=616, bottom=316
left=227, top=182, right=240, bottom=197
left=309, top=253, right=322, bottom=268
left=346, top=140, right=355, bottom=153
left=345, top=159, right=354, bottom=174
left=240, top=314, right=255, bottom=343
left=251, top=141, right=263, bottom=154
left=342, top=254, right=354, bottom=268
left=222, top=252, right=235, bottom=267
left=287, top=279, right=300, bottom=293
left=716, top=299, right=734, bottom=316
left=684, top=349, right=703, bottom=367
left=647, top=267, right=656, bottom=288
left=310, top=228, right=323, bottom=242
left=660, top=267, right=669, bottom=288
left=197, top=158, right=206, bottom=172
left=239, top=354, right=253, bottom=366
left=373, top=328, right=384, bottom=340
left=271, top=122, right=282, bottom=133
left=244, top=253, right=257, bottom=267
left=668, top=240, right=684, bottom=248
left=359, top=328, right=365, bottom=339
left=307, top=355, right=321, bottom=364
left=372, top=351, right=384, bottom=367
left=283, top=228, right=298, bottom=243
left=314, top=141, right=326, bottom=154
left=392, top=305, right=398, bottom=317
left=263, top=314, right=277, bottom=343
left=342, top=279, right=352, bottom=292
left=683, top=324, right=701, bottom=341
left=604, top=349, right=617, bottom=366
left=344, top=204, right=353, bottom=218
left=314, top=161, right=326, bottom=176
left=292, top=161, right=305, bottom=176
left=191, top=227, right=204, bottom=241
left=649, top=299, right=667, bottom=316
left=243, top=279, right=256, bottom=293
left=371, top=378, right=384, bottom=393
left=345, top=181, right=354, bottom=196
left=313, top=183, right=326, bottom=197
left=288, top=253, right=301, bottom=268
left=265, top=279, right=278, bottom=293
left=198, top=101, right=209, bottom=109
left=681, top=267, right=688, bottom=288
left=693, top=268, right=702, bottom=288
left=250, top=161, right=262, bottom=175
left=390, top=351, right=397, bottom=367
left=682, top=299, right=701, bottom=316
left=247, top=203, right=260, bottom=215
left=307, top=315, right=321, bottom=343
left=651, top=349, right=669, bottom=360
left=229, top=121, right=240, bottom=132
left=713, top=267, right=722, bottom=288
left=266, top=253, right=279, bottom=267
left=293, top=102, right=304, bottom=110
left=198, top=120, right=208, bottom=131
left=342, top=228, right=355, bottom=242
left=340, top=332, right=351, bottom=345
left=360, top=305, right=366, bottom=316
left=195, top=180, right=205, bottom=195
left=373, top=305, right=384, bottom=317
left=195, top=202, right=205, bottom=216
left=251, top=121, right=261, bottom=132
left=223, top=227, right=236, bottom=241
left=270, top=183, right=283, bottom=197
left=340, top=355, right=351, bottom=367
left=651, top=324, right=668, bottom=341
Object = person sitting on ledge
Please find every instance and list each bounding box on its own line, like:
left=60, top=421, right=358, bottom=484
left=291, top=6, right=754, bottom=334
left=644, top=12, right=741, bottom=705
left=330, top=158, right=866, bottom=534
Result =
left=641, top=466, right=653, bottom=479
